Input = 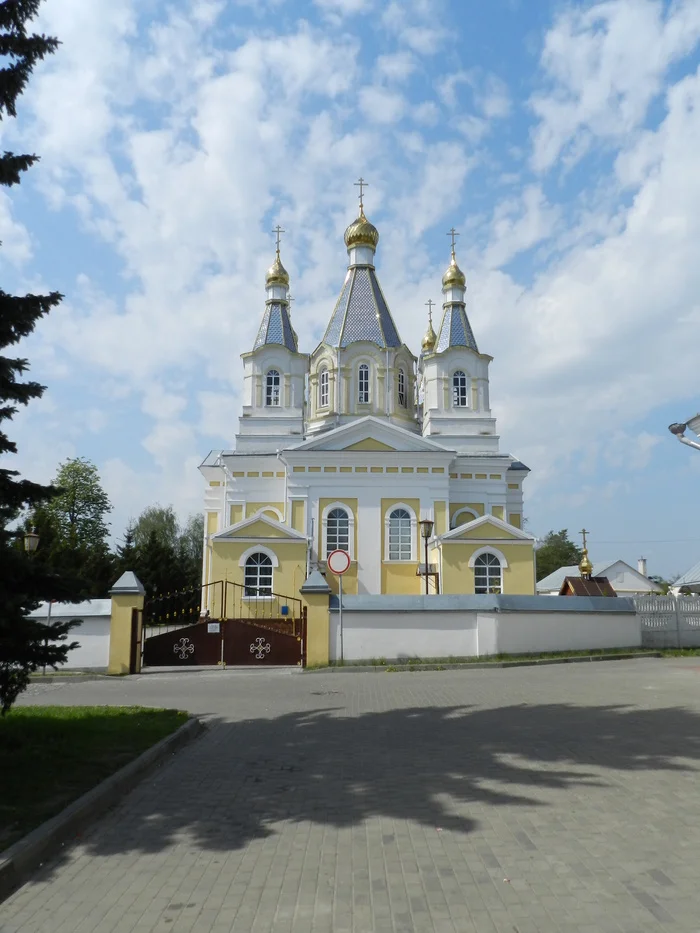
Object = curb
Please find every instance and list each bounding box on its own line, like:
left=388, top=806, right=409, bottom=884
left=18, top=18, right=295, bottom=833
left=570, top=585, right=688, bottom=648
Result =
left=0, top=715, right=204, bottom=904
left=304, top=652, right=663, bottom=674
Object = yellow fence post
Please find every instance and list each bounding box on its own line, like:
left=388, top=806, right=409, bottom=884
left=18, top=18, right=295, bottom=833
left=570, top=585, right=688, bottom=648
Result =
left=300, top=570, right=332, bottom=667
left=108, top=571, right=146, bottom=675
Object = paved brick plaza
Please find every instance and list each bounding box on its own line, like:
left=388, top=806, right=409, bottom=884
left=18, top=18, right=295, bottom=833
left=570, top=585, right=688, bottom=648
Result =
left=4, top=659, right=700, bottom=932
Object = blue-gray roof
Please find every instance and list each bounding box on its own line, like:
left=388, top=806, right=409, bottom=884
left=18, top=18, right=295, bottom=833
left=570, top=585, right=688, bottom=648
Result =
left=674, top=559, right=700, bottom=587
left=323, top=266, right=402, bottom=349
left=435, top=301, right=478, bottom=353
left=254, top=301, right=298, bottom=352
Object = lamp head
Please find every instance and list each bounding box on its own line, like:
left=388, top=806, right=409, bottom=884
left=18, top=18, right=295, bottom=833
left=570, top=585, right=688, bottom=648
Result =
left=419, top=518, right=434, bottom=540
left=669, top=422, right=687, bottom=436
left=23, top=528, right=39, bottom=553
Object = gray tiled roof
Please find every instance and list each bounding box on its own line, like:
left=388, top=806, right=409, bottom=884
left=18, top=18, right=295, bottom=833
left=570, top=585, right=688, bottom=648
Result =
left=254, top=301, right=298, bottom=352
left=323, top=266, right=402, bottom=349
left=435, top=302, right=478, bottom=353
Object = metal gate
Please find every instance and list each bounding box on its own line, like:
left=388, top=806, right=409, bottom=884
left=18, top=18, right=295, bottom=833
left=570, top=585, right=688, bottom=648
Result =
left=142, top=581, right=306, bottom=667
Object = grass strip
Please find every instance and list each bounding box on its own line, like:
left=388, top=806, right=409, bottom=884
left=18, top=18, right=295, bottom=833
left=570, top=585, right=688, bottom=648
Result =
left=0, top=706, right=187, bottom=850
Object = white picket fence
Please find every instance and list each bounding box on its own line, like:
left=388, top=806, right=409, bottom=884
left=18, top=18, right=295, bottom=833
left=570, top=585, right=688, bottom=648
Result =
left=634, top=595, right=700, bottom=648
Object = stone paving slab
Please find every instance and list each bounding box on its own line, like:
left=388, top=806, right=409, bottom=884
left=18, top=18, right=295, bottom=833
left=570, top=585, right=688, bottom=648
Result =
left=3, top=659, right=700, bottom=931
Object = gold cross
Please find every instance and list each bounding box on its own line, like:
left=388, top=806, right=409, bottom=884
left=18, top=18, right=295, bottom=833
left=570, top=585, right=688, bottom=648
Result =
left=580, top=528, right=589, bottom=550
left=447, top=227, right=460, bottom=254
left=272, top=224, right=285, bottom=254
left=425, top=298, right=435, bottom=323
left=354, top=177, right=368, bottom=211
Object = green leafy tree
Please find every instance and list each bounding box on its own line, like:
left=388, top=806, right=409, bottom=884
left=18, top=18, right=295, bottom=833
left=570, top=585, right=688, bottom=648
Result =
left=115, top=522, right=137, bottom=575
left=26, top=458, right=115, bottom=597
left=535, top=529, right=584, bottom=582
left=177, top=513, right=204, bottom=589
left=0, top=1, right=77, bottom=714
left=132, top=504, right=178, bottom=551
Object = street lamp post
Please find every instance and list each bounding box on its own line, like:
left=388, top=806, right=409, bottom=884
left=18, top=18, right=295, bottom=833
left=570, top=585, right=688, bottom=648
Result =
left=419, top=518, right=434, bottom=596
left=23, top=528, right=52, bottom=673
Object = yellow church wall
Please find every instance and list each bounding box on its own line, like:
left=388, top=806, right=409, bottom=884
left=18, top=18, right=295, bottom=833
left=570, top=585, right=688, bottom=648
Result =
left=380, top=497, right=421, bottom=594
left=229, top=504, right=243, bottom=526
left=291, top=500, right=305, bottom=533
left=509, top=513, right=522, bottom=529
left=209, top=540, right=308, bottom=617
left=207, top=512, right=218, bottom=535
left=382, top=562, right=421, bottom=595
left=322, top=563, right=358, bottom=597
left=245, top=501, right=284, bottom=519
left=491, top=505, right=504, bottom=521
left=440, top=542, right=535, bottom=595
left=457, top=522, right=522, bottom=540
left=434, top=501, right=447, bottom=536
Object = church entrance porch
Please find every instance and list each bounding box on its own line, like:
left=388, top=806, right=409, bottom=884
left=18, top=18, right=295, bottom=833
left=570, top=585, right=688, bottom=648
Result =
left=141, top=581, right=306, bottom=668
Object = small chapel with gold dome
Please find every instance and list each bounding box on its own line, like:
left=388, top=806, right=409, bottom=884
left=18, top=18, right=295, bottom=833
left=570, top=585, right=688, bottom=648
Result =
left=199, top=185, right=536, bottom=600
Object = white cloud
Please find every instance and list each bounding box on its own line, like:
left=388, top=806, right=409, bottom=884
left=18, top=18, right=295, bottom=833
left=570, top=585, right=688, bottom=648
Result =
left=530, top=0, right=700, bottom=171
left=482, top=185, right=560, bottom=269
left=0, top=192, right=32, bottom=266
left=358, top=86, right=406, bottom=124
left=376, top=51, right=417, bottom=83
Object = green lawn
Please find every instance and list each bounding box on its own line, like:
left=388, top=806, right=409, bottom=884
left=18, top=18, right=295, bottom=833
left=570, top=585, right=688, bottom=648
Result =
left=0, top=706, right=188, bottom=851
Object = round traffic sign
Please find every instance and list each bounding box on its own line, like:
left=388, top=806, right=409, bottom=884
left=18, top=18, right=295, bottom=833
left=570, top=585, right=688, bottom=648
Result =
left=327, top=549, right=351, bottom=575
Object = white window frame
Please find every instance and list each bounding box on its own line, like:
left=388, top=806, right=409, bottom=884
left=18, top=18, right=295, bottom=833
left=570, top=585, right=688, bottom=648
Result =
left=322, top=501, right=354, bottom=560
left=358, top=363, right=370, bottom=405
left=242, top=551, right=275, bottom=597
left=384, top=503, right=417, bottom=562
left=265, top=369, right=281, bottom=407
left=398, top=367, right=406, bottom=408
left=468, top=546, right=508, bottom=595
left=452, top=370, right=468, bottom=408
left=319, top=368, right=329, bottom=408
left=451, top=508, right=479, bottom=529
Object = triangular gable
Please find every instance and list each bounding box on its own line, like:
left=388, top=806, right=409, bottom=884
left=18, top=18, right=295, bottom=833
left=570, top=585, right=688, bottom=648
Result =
left=213, top=512, right=307, bottom=542
left=439, top=513, right=535, bottom=542
left=285, top=416, right=453, bottom=453
left=344, top=438, right=396, bottom=451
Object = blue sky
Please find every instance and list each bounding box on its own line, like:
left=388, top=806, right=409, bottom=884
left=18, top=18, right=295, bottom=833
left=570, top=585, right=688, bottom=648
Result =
left=3, top=0, right=700, bottom=579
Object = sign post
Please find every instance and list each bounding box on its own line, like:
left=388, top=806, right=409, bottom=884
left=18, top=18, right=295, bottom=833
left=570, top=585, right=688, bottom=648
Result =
left=327, top=549, right=351, bottom=663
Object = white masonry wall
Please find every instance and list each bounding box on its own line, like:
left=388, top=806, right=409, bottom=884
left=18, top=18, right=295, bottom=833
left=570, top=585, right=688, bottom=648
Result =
left=28, top=599, right=112, bottom=670
left=329, top=595, right=640, bottom=662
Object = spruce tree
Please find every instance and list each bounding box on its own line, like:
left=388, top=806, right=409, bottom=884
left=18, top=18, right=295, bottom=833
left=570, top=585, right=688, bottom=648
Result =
left=0, top=1, right=77, bottom=714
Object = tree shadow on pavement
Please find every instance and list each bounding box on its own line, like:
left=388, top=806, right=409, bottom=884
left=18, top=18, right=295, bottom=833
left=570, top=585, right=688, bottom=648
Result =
left=81, top=700, right=700, bottom=858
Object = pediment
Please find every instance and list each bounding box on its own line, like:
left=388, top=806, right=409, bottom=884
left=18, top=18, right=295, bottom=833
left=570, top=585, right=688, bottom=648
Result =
left=286, top=416, right=453, bottom=453
left=440, top=513, right=534, bottom=542
left=213, top=513, right=307, bottom=542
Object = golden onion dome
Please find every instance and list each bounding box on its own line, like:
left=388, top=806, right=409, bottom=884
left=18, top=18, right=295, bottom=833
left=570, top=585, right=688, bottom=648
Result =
left=442, top=252, right=466, bottom=290
left=344, top=209, right=379, bottom=250
left=579, top=549, right=593, bottom=579
left=266, top=253, right=289, bottom=288
left=421, top=319, right=437, bottom=353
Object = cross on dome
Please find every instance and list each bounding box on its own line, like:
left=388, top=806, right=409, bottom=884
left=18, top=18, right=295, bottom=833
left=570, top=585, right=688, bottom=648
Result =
left=447, top=227, right=460, bottom=256
left=272, top=224, right=285, bottom=256
left=354, top=177, right=369, bottom=213
left=425, top=298, right=435, bottom=324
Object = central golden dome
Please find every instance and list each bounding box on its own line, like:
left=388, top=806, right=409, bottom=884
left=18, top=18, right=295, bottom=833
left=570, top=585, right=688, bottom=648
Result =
left=442, top=253, right=466, bottom=290
left=344, top=209, right=379, bottom=250
left=266, top=253, right=289, bottom=288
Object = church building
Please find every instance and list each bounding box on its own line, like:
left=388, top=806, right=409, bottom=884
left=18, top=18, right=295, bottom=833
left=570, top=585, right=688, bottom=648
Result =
left=199, top=187, right=536, bottom=601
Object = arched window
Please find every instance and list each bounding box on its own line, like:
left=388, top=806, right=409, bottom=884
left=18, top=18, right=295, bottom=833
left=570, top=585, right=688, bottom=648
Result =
left=265, top=370, right=280, bottom=407
left=319, top=368, right=329, bottom=408
left=474, top=553, right=502, bottom=594
left=388, top=507, right=412, bottom=561
left=358, top=363, right=370, bottom=404
left=326, top=507, right=349, bottom=556
left=451, top=508, right=478, bottom=529
left=398, top=368, right=406, bottom=407
left=452, top=371, right=468, bottom=407
left=244, top=552, right=273, bottom=596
